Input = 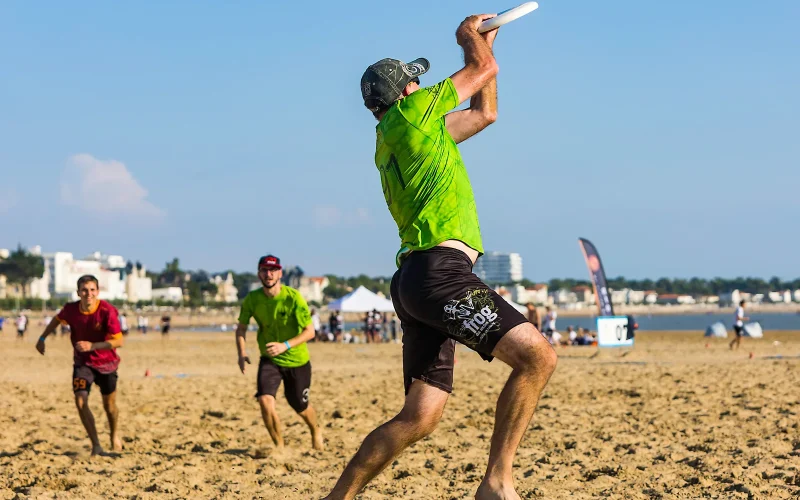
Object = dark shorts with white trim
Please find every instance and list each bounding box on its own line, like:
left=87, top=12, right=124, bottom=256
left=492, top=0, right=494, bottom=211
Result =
left=255, top=357, right=312, bottom=413
left=390, top=247, right=528, bottom=395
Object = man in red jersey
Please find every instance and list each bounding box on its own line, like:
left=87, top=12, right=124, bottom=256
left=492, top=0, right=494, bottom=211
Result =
left=36, top=274, right=125, bottom=456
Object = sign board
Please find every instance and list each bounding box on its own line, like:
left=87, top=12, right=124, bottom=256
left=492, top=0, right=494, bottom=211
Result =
left=596, top=316, right=634, bottom=348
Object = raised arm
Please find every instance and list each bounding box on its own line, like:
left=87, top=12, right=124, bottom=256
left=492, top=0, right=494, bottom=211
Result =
left=445, top=26, right=499, bottom=144
left=449, top=15, right=500, bottom=105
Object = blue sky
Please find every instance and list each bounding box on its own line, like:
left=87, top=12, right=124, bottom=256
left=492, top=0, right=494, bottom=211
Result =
left=1, top=1, right=798, bottom=280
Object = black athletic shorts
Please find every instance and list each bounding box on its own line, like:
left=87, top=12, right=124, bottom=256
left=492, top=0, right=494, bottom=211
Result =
left=255, top=357, right=311, bottom=413
left=391, top=247, right=528, bottom=395
left=734, top=325, right=744, bottom=337
left=72, top=365, right=118, bottom=395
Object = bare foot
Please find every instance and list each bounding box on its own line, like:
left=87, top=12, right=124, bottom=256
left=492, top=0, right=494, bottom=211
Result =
left=111, top=436, right=123, bottom=452
left=253, top=445, right=284, bottom=459
left=312, top=432, right=325, bottom=451
left=475, top=481, right=521, bottom=500
left=90, top=444, right=105, bottom=457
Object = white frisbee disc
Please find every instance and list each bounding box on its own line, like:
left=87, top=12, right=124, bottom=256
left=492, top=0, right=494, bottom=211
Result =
left=478, top=2, right=539, bottom=33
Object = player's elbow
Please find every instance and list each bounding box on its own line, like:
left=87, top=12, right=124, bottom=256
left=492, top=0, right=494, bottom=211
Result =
left=478, top=57, right=500, bottom=84
left=482, top=110, right=498, bottom=125
left=486, top=60, right=499, bottom=78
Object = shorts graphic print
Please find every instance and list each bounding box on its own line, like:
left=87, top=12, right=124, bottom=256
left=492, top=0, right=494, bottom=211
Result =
left=442, top=289, right=501, bottom=349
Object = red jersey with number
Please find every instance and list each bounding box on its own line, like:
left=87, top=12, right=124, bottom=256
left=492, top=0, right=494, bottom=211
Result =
left=57, top=300, right=122, bottom=374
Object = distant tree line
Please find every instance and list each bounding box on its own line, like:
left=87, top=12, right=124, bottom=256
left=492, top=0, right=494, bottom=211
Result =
left=323, top=274, right=392, bottom=300
left=519, top=276, right=800, bottom=296
left=3, top=247, right=799, bottom=309
left=146, top=257, right=257, bottom=305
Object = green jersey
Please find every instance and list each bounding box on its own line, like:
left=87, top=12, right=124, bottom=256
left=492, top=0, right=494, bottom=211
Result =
left=375, top=77, right=484, bottom=267
left=238, top=286, right=311, bottom=368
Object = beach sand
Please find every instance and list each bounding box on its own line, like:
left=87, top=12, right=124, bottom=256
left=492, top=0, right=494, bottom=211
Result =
left=1, top=330, right=798, bottom=499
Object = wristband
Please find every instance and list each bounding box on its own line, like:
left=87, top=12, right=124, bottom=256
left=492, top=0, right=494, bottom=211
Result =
left=39, top=336, right=46, bottom=342
left=284, top=341, right=291, bottom=350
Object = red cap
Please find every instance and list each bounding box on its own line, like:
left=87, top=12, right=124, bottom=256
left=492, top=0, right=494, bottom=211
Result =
left=258, top=255, right=281, bottom=269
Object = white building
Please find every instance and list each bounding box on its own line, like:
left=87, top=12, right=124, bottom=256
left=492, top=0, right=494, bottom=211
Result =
left=43, top=252, right=125, bottom=300
left=510, top=284, right=548, bottom=305
left=1, top=246, right=151, bottom=302
left=473, top=252, right=523, bottom=284
left=211, top=272, right=239, bottom=303
left=152, top=287, right=184, bottom=303
left=298, top=276, right=330, bottom=304
left=794, top=290, right=800, bottom=303
left=767, top=290, right=792, bottom=304
left=572, top=286, right=595, bottom=305
left=126, top=265, right=153, bottom=303
left=718, top=290, right=742, bottom=306
left=550, top=289, right=578, bottom=305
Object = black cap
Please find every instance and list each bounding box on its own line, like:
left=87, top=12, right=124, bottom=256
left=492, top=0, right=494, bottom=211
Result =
left=257, top=255, right=281, bottom=269
left=361, top=57, right=430, bottom=112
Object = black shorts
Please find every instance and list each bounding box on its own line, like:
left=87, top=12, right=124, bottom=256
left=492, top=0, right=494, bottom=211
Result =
left=161, top=326, right=170, bottom=334
left=256, top=357, right=311, bottom=413
left=734, top=325, right=744, bottom=337
left=72, top=365, right=118, bottom=395
left=391, top=247, right=528, bottom=394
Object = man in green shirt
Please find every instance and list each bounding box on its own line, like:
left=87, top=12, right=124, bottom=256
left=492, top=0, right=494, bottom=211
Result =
left=235, top=254, right=323, bottom=451
left=325, top=14, right=557, bottom=500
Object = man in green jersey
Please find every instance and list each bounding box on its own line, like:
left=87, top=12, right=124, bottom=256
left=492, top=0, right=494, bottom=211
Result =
left=324, top=14, right=557, bottom=500
left=236, top=254, right=323, bottom=451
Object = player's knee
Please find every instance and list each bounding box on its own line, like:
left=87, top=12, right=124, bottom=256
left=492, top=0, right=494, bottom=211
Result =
left=397, top=403, right=444, bottom=440
left=415, top=413, right=441, bottom=439
left=258, top=395, right=277, bottom=412
left=497, top=323, right=558, bottom=374
left=102, top=397, right=116, bottom=413
left=538, top=341, right=558, bottom=376
left=74, top=393, right=89, bottom=410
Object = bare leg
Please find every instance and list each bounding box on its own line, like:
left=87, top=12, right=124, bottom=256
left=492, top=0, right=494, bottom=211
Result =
left=323, top=381, right=449, bottom=500
left=102, top=392, right=122, bottom=451
left=257, top=395, right=284, bottom=449
left=75, top=392, right=104, bottom=456
left=476, top=324, right=558, bottom=500
left=298, top=405, right=324, bottom=450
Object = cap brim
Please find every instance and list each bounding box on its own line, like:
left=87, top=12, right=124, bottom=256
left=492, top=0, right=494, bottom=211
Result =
left=403, top=58, right=429, bottom=77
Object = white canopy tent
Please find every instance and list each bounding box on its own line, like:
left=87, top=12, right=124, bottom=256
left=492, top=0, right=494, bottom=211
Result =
left=327, top=286, right=395, bottom=313
left=704, top=322, right=728, bottom=338
left=743, top=322, right=763, bottom=338
left=501, top=295, right=528, bottom=315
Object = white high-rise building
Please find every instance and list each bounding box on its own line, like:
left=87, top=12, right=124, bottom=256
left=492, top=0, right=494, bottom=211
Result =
left=473, top=252, right=523, bottom=284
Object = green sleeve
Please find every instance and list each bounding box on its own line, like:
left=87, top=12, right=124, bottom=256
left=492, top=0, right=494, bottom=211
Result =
left=237, top=295, right=252, bottom=325
left=396, top=78, right=459, bottom=129
left=293, top=292, right=312, bottom=330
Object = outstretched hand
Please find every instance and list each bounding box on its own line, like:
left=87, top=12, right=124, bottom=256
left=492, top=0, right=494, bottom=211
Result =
left=36, top=339, right=45, bottom=355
